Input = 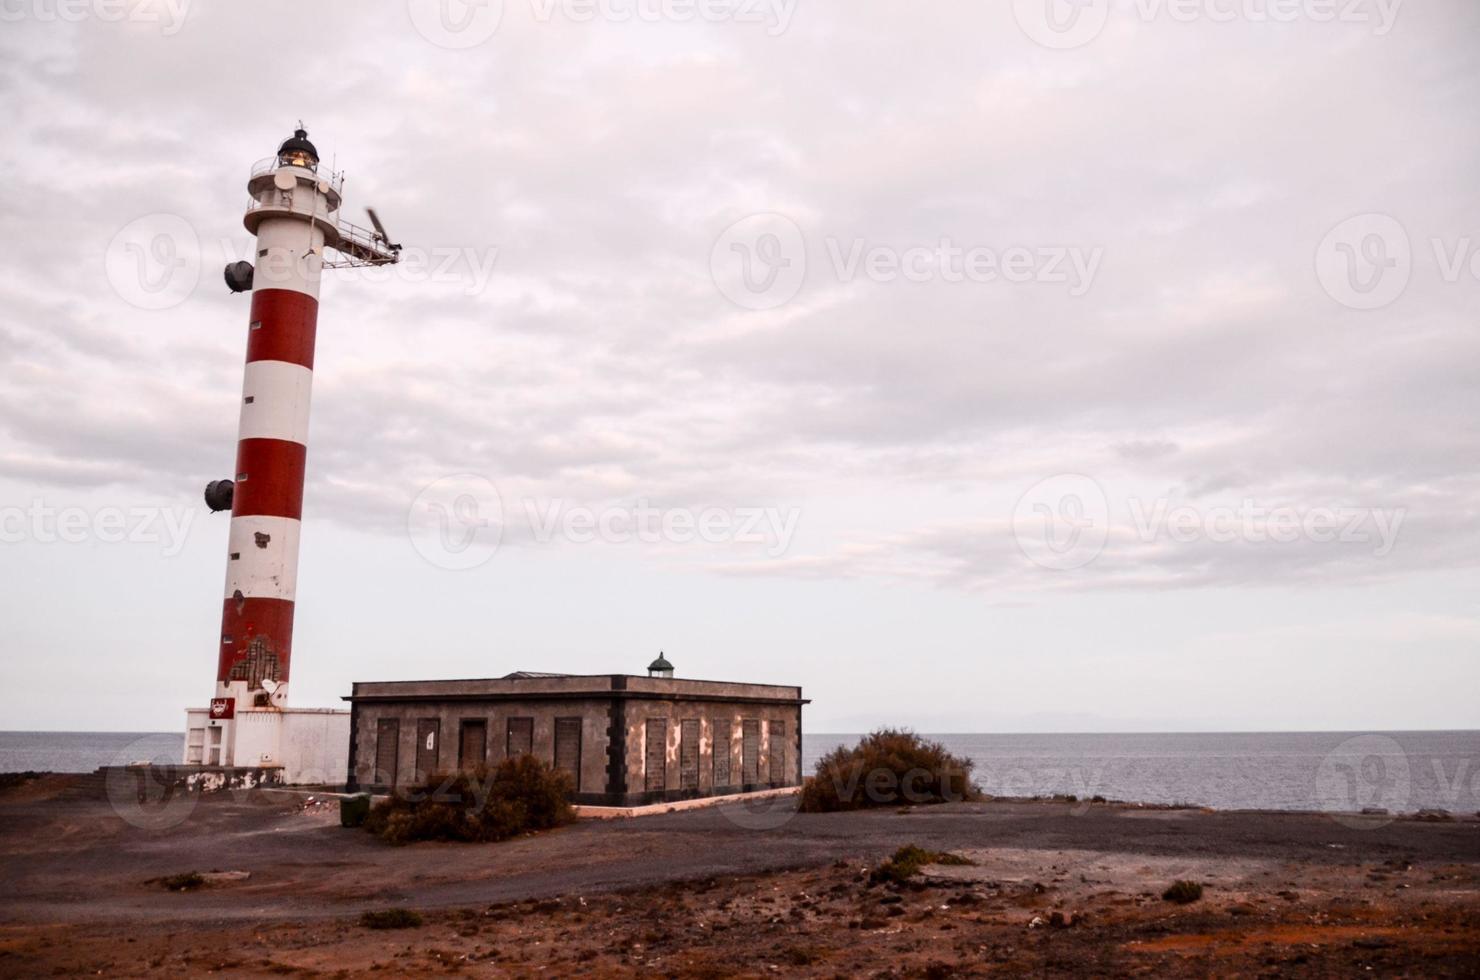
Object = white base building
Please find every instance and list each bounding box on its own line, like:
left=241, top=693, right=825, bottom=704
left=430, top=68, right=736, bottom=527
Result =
left=183, top=706, right=350, bottom=786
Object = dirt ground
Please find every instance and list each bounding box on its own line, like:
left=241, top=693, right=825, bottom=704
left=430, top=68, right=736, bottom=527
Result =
left=1, top=774, right=1477, bottom=977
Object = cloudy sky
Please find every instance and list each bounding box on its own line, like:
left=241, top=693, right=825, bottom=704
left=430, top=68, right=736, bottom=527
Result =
left=1, top=0, right=1476, bottom=732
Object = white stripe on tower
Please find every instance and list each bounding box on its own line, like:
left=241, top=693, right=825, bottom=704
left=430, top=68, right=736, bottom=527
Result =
left=237, top=360, right=313, bottom=444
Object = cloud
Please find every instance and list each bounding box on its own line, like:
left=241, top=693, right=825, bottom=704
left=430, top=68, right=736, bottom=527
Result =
left=1, top=0, right=1477, bottom=599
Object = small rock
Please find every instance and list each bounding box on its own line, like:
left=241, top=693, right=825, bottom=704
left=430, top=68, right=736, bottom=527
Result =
left=200, top=871, right=251, bottom=884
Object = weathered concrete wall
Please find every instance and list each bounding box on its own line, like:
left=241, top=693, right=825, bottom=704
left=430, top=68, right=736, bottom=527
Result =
left=621, top=700, right=802, bottom=806
left=350, top=698, right=612, bottom=799
left=346, top=674, right=806, bottom=806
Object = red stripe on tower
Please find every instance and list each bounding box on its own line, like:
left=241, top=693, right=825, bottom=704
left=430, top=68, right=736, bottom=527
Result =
left=231, top=439, right=309, bottom=520
left=217, top=596, right=297, bottom=690
left=245, top=289, right=319, bottom=369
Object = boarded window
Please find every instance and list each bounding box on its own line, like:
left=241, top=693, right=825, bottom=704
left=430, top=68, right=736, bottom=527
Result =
left=459, top=720, right=487, bottom=770
left=741, top=719, right=761, bottom=784
left=769, top=720, right=786, bottom=784
left=507, top=717, right=533, bottom=758
left=645, top=718, right=667, bottom=792
left=680, top=719, right=700, bottom=790
left=712, top=719, right=732, bottom=788
left=554, top=717, right=582, bottom=791
left=415, top=718, right=440, bottom=784
left=375, top=718, right=400, bottom=789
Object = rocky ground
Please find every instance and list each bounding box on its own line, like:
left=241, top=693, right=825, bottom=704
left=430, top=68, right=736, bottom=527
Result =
left=0, top=775, right=1477, bottom=977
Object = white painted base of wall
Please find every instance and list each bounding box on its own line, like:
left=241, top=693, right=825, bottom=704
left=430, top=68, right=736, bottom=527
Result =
left=183, top=706, right=350, bottom=785
left=572, top=786, right=800, bottom=820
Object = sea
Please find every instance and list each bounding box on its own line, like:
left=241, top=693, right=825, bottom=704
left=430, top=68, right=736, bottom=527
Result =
left=3, top=730, right=1476, bottom=814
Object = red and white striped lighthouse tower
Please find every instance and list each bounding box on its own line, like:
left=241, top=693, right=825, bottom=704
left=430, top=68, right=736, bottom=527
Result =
left=188, top=127, right=399, bottom=776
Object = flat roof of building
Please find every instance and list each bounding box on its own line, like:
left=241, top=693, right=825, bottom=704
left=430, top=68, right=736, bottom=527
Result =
left=345, top=672, right=808, bottom=705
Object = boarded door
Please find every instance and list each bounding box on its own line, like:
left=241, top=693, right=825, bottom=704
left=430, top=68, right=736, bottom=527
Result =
left=680, top=719, right=700, bottom=790
left=741, top=719, right=761, bottom=784
left=554, top=717, right=582, bottom=791
left=415, top=718, right=440, bottom=784
left=374, top=718, right=399, bottom=789
left=507, top=717, right=533, bottom=758
left=712, top=719, right=732, bottom=788
left=459, top=720, right=487, bottom=770
left=769, top=720, right=786, bottom=784
left=645, top=718, right=667, bottom=792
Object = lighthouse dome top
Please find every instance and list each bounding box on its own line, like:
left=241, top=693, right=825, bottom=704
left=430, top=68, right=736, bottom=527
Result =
left=277, top=128, right=319, bottom=170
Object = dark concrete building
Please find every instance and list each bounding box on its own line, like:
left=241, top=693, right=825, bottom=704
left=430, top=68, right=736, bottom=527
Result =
left=344, top=659, right=807, bottom=806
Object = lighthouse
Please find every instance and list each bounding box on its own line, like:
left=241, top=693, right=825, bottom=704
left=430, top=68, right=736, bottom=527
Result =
left=184, top=127, right=400, bottom=781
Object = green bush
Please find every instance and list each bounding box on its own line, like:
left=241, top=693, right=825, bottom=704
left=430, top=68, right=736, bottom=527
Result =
left=1162, top=880, right=1204, bottom=904
left=364, top=756, right=575, bottom=845
left=360, top=908, right=423, bottom=929
left=871, top=844, right=976, bottom=884
left=800, top=729, right=978, bottom=812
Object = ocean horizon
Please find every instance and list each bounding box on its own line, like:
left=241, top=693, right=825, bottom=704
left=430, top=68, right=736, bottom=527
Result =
left=3, top=729, right=1476, bottom=815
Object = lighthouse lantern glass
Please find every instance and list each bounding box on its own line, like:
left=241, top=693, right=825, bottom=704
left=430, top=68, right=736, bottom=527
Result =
left=281, top=149, right=316, bottom=169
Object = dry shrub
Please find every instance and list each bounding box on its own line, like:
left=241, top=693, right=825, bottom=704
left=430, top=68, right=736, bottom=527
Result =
left=360, top=908, right=423, bottom=929
left=1162, top=880, right=1204, bottom=904
left=871, top=844, right=975, bottom=884
left=800, top=729, right=977, bottom=812
left=365, top=755, right=574, bottom=845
